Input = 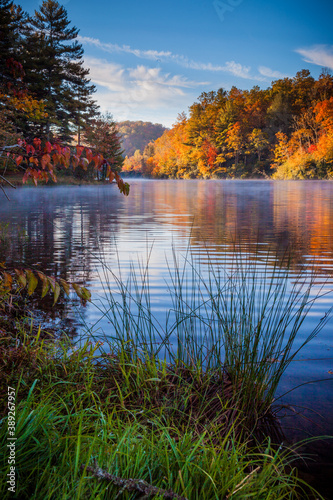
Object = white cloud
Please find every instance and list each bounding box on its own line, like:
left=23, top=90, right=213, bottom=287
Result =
left=258, top=66, right=289, bottom=79
left=295, top=45, right=333, bottom=70
left=224, top=61, right=251, bottom=79
left=128, top=65, right=207, bottom=88
left=78, top=36, right=173, bottom=61
left=79, top=35, right=264, bottom=80
left=84, top=57, right=208, bottom=124
left=84, top=57, right=126, bottom=91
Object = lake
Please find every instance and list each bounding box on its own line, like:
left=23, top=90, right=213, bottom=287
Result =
left=1, top=179, right=333, bottom=456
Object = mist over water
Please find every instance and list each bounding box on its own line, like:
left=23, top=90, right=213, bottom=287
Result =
left=1, top=179, right=333, bottom=442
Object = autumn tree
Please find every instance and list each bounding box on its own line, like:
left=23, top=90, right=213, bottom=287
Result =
left=249, top=128, right=269, bottom=162
left=81, top=113, right=124, bottom=179
left=122, top=150, right=144, bottom=175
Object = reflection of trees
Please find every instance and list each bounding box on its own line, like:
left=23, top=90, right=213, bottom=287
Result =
left=0, top=186, right=122, bottom=334
left=2, top=180, right=333, bottom=334
left=119, top=180, right=333, bottom=276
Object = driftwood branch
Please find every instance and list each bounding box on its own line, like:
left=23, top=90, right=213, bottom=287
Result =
left=81, top=462, right=188, bottom=500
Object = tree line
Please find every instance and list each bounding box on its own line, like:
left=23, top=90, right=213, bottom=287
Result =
left=123, top=70, right=333, bottom=179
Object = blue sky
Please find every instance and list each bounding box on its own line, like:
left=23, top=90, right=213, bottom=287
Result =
left=24, top=0, right=333, bottom=127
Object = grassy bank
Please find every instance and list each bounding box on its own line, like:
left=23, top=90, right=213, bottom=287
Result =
left=0, top=332, right=322, bottom=499
left=0, top=252, right=332, bottom=498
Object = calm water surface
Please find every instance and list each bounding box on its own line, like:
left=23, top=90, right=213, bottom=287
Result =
left=1, top=179, right=333, bottom=446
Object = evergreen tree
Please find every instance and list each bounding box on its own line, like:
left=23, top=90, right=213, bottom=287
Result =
left=0, top=1, right=29, bottom=144
left=0, top=0, right=20, bottom=80
left=23, top=0, right=97, bottom=141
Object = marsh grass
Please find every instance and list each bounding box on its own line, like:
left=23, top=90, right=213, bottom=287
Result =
left=0, top=247, right=331, bottom=498
left=91, top=247, right=332, bottom=435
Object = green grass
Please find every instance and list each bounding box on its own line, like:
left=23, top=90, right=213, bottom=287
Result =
left=0, top=249, right=331, bottom=499
left=0, top=335, right=322, bottom=499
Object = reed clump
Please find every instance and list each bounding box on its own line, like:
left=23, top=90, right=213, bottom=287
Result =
left=0, top=250, right=331, bottom=499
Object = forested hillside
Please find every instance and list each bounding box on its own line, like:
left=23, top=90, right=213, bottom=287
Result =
left=117, top=121, right=167, bottom=157
left=123, top=70, right=333, bottom=179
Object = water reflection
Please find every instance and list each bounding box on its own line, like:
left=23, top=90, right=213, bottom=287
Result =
left=1, top=180, right=333, bottom=437
left=3, top=180, right=333, bottom=272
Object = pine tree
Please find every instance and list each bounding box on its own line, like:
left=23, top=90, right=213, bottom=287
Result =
left=23, top=0, right=98, bottom=142
left=0, top=0, right=19, bottom=80
left=0, top=1, right=29, bottom=144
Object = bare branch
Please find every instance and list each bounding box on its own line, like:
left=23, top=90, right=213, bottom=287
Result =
left=0, top=174, right=16, bottom=188
left=81, top=462, right=188, bottom=500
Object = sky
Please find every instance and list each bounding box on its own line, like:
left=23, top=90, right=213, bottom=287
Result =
left=23, top=0, right=333, bottom=128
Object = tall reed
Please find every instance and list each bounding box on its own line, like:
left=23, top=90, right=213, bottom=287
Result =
left=90, top=246, right=331, bottom=437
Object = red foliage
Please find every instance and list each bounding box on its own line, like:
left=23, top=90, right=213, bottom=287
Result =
left=1, top=139, right=129, bottom=195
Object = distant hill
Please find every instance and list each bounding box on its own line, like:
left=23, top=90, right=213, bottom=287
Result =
left=117, top=121, right=168, bottom=157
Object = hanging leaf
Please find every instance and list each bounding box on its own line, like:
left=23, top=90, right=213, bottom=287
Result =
left=79, top=157, right=89, bottom=170
left=85, top=148, right=93, bottom=163
left=59, top=278, right=70, bottom=296
left=72, top=282, right=81, bottom=297
left=49, top=170, right=57, bottom=183
left=72, top=283, right=91, bottom=303
left=2, top=272, right=12, bottom=290
left=124, top=182, right=130, bottom=196
left=76, top=145, right=85, bottom=158
left=15, top=269, right=27, bottom=288
left=33, top=138, right=41, bottom=149
left=93, top=154, right=103, bottom=168
left=48, top=276, right=56, bottom=293
left=80, top=287, right=91, bottom=302
left=62, top=147, right=71, bottom=168
left=26, top=270, right=38, bottom=295
left=37, top=271, right=50, bottom=298
left=44, top=141, right=52, bottom=154
left=72, top=155, right=79, bottom=169
left=41, top=154, right=51, bottom=170
left=15, top=155, right=23, bottom=166
left=53, top=282, right=61, bottom=305
left=45, top=276, right=61, bottom=304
